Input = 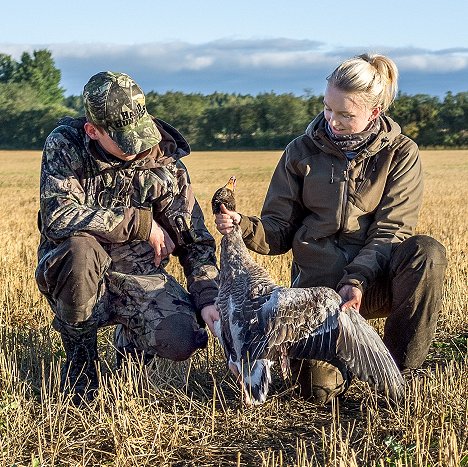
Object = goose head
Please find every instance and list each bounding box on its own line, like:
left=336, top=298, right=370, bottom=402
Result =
left=211, top=176, right=236, bottom=214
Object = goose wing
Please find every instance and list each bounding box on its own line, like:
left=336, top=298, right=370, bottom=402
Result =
left=245, top=286, right=338, bottom=358
left=245, top=286, right=404, bottom=399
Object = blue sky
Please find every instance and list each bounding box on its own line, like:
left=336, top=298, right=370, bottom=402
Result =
left=1, top=0, right=467, bottom=97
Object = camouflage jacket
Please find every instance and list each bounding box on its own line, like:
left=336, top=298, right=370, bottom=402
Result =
left=38, top=116, right=219, bottom=310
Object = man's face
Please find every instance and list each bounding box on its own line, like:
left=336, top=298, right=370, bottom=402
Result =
left=84, top=123, right=137, bottom=161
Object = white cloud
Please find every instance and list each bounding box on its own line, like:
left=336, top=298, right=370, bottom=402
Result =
left=1, top=40, right=466, bottom=96
left=395, top=52, right=468, bottom=72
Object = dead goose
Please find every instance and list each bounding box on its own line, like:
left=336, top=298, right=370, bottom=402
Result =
left=212, top=176, right=404, bottom=405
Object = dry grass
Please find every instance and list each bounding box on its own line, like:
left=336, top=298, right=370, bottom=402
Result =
left=0, top=149, right=466, bottom=466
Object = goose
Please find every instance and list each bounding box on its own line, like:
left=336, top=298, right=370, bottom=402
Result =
left=212, top=176, right=404, bottom=405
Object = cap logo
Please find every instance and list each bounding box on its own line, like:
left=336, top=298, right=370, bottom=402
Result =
left=113, top=103, right=147, bottom=129
left=83, top=71, right=162, bottom=154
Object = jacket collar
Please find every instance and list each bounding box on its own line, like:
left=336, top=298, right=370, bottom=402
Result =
left=305, top=112, right=402, bottom=158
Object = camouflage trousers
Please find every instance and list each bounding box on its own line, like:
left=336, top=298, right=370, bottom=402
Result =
left=36, top=235, right=208, bottom=361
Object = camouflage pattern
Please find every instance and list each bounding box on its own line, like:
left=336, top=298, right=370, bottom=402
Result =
left=83, top=71, right=162, bottom=155
left=109, top=270, right=208, bottom=359
left=36, top=116, right=219, bottom=352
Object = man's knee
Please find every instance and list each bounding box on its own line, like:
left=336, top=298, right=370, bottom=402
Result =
left=64, top=235, right=110, bottom=271
left=37, top=236, right=108, bottom=283
left=37, top=235, right=110, bottom=325
left=153, top=313, right=208, bottom=361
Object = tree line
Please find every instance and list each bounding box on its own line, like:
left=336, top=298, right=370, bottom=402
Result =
left=0, top=49, right=467, bottom=150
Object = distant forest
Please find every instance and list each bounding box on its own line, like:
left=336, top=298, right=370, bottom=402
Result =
left=1, top=49, right=467, bottom=150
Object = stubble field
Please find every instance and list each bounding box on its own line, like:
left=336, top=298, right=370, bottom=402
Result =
left=0, top=149, right=466, bottom=466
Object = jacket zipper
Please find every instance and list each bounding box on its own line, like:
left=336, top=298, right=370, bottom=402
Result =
left=340, top=160, right=350, bottom=230
left=355, top=153, right=379, bottom=194
left=329, top=156, right=350, bottom=230
left=355, top=157, right=369, bottom=194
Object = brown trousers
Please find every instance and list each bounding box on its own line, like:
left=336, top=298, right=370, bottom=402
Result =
left=358, top=234, right=447, bottom=370
left=291, top=234, right=447, bottom=400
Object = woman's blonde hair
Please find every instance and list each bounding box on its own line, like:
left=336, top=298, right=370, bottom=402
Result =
left=326, top=53, right=399, bottom=112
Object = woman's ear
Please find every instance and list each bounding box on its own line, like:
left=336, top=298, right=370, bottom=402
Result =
left=84, top=122, right=100, bottom=140
left=370, top=107, right=382, bottom=121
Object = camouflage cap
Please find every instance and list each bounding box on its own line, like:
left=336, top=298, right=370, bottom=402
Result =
left=83, top=71, right=162, bottom=155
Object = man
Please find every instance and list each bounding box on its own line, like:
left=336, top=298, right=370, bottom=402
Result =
left=36, top=71, right=220, bottom=404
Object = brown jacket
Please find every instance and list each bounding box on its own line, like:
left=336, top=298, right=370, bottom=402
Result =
left=238, top=113, right=423, bottom=292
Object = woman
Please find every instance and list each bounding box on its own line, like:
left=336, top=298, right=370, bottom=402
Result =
left=214, top=54, right=447, bottom=404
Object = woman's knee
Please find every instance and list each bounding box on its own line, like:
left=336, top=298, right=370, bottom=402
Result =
left=392, top=235, right=447, bottom=272
left=411, top=235, right=446, bottom=261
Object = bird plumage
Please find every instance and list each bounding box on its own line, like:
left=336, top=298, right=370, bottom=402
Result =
left=212, top=177, right=404, bottom=405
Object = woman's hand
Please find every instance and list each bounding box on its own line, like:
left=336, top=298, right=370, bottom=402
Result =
left=201, top=304, right=220, bottom=335
left=215, top=204, right=241, bottom=235
left=338, top=285, right=363, bottom=311
left=148, top=220, right=175, bottom=266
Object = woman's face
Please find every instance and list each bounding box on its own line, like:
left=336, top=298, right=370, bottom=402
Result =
left=323, top=85, right=380, bottom=135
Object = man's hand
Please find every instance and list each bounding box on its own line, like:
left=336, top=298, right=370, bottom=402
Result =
left=201, top=304, right=219, bottom=335
left=215, top=204, right=241, bottom=235
left=338, top=285, right=363, bottom=311
left=148, top=220, right=175, bottom=266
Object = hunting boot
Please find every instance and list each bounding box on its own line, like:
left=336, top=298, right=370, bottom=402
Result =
left=290, top=359, right=351, bottom=404
left=60, top=325, right=99, bottom=406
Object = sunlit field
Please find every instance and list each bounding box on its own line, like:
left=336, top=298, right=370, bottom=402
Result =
left=0, top=149, right=466, bottom=466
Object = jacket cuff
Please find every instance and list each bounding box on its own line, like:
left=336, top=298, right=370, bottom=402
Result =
left=238, top=214, right=253, bottom=237
left=337, top=276, right=366, bottom=294
left=135, top=209, right=153, bottom=241
left=193, top=284, right=219, bottom=311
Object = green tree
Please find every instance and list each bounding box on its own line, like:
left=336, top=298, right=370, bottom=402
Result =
left=0, top=81, right=74, bottom=149
left=254, top=93, right=309, bottom=148
left=439, top=92, right=468, bottom=146
left=390, top=93, right=441, bottom=145
left=64, top=94, right=84, bottom=114
left=15, top=50, right=64, bottom=105
left=146, top=91, right=209, bottom=145
left=305, top=94, right=324, bottom=120
left=0, top=54, right=17, bottom=83
left=0, top=50, right=74, bottom=149
left=197, top=95, right=257, bottom=149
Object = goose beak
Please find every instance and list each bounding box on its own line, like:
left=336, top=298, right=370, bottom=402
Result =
left=226, top=176, right=236, bottom=191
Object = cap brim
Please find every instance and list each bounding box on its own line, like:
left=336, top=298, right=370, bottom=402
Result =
left=108, top=113, right=162, bottom=155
